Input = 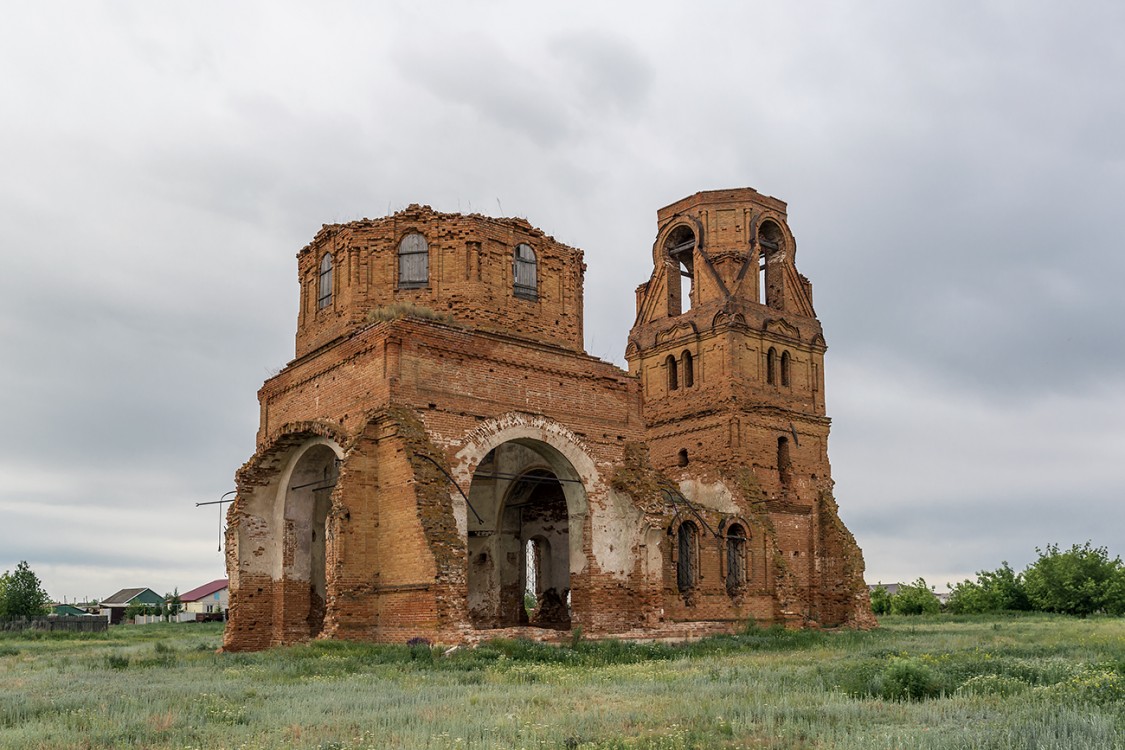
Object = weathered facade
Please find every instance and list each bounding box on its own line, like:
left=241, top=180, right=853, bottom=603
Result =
left=223, top=188, right=875, bottom=651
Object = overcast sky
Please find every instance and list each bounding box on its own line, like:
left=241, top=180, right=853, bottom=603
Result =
left=2, top=1, right=1123, bottom=603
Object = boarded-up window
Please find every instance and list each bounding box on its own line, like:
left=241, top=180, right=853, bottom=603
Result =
left=767, top=347, right=777, bottom=385
left=666, top=354, right=679, bottom=391
left=514, top=243, right=537, bottom=300
left=398, top=233, right=429, bottom=288
left=781, top=351, right=791, bottom=387
left=677, top=521, right=699, bottom=592
left=682, top=350, right=694, bottom=387
left=777, top=436, right=792, bottom=487
left=726, top=523, right=748, bottom=594
left=317, top=253, right=333, bottom=309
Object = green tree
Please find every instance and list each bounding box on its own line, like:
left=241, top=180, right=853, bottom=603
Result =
left=1022, top=542, right=1125, bottom=616
left=870, top=584, right=892, bottom=615
left=977, top=561, right=1031, bottom=611
left=124, top=599, right=146, bottom=622
left=0, top=561, right=51, bottom=618
left=947, top=561, right=1030, bottom=614
left=163, top=589, right=183, bottom=621
left=890, top=578, right=941, bottom=615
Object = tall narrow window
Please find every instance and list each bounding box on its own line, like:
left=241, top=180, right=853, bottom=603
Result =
left=725, top=523, right=748, bottom=594
left=758, top=221, right=784, bottom=310
left=398, top=233, right=429, bottom=288
left=777, top=436, right=792, bottom=487
left=766, top=347, right=777, bottom=385
left=666, top=354, right=679, bottom=391
left=317, top=253, right=333, bottom=309
left=781, top=351, right=791, bottom=387
left=664, top=226, right=695, bottom=316
left=682, top=350, right=694, bottom=388
left=676, top=521, right=699, bottom=592
left=514, top=243, right=538, bottom=300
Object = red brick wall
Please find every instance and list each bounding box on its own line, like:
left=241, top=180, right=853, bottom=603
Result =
left=294, top=206, right=584, bottom=359
left=224, top=190, right=875, bottom=651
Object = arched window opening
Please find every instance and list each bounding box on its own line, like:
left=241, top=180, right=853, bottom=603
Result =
left=781, top=351, right=791, bottom=387
left=725, top=523, right=748, bottom=594
left=666, top=354, right=679, bottom=392
left=758, top=221, right=784, bottom=310
left=317, top=253, right=334, bottom=309
left=766, top=347, right=777, bottom=385
left=682, top=350, right=694, bottom=388
left=676, top=521, right=699, bottom=592
left=514, top=243, right=538, bottom=300
left=398, top=233, right=429, bottom=288
left=678, top=448, right=689, bottom=467
left=777, top=436, right=792, bottom=488
left=664, top=225, right=696, bottom=316
left=523, top=536, right=551, bottom=619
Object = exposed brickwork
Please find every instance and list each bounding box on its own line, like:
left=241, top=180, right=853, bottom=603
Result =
left=223, top=188, right=874, bottom=652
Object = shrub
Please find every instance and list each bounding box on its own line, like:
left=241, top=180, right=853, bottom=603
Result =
left=876, top=658, right=943, bottom=701
left=870, top=584, right=892, bottom=615
left=956, top=674, right=1029, bottom=697
left=947, top=562, right=1030, bottom=614
left=889, top=578, right=940, bottom=615
left=1022, top=542, right=1125, bottom=616
left=1052, top=668, right=1125, bottom=706
left=104, top=654, right=130, bottom=670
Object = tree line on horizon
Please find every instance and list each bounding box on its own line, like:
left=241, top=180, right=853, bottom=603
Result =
left=0, top=561, right=186, bottom=621
left=872, top=542, right=1125, bottom=617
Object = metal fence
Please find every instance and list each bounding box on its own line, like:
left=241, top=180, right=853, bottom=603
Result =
left=0, top=615, right=109, bottom=633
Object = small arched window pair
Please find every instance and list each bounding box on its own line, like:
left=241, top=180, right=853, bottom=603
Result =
left=766, top=348, right=791, bottom=387
left=317, top=253, right=333, bottom=310
left=514, top=243, right=537, bottom=300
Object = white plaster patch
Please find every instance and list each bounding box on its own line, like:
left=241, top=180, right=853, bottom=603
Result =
left=590, top=488, right=644, bottom=578
left=677, top=478, right=739, bottom=514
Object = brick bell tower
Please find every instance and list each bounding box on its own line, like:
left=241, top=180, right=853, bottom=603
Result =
left=626, top=188, right=870, bottom=626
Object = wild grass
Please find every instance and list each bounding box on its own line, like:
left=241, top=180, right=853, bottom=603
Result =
left=366, top=303, right=455, bottom=326
left=2, top=615, right=1124, bottom=748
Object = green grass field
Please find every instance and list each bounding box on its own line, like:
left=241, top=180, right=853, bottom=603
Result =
left=2, top=614, right=1124, bottom=749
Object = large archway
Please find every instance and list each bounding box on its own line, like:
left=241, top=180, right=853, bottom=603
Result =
left=466, top=439, right=582, bottom=629
left=278, top=442, right=339, bottom=638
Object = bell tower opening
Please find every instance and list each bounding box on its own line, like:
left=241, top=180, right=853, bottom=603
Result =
left=665, top=225, right=695, bottom=315
left=758, top=221, right=784, bottom=310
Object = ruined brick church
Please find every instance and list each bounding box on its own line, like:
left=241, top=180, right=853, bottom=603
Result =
left=223, top=187, right=875, bottom=651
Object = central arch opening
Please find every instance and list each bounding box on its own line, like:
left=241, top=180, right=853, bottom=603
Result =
left=466, top=439, right=580, bottom=630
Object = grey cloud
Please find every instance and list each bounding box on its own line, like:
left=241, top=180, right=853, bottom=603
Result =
left=394, top=34, right=578, bottom=148
left=547, top=30, right=654, bottom=118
